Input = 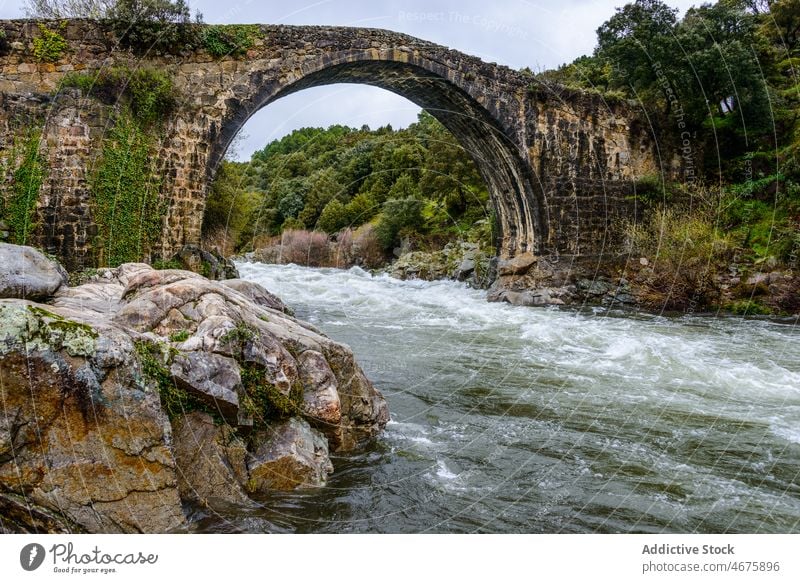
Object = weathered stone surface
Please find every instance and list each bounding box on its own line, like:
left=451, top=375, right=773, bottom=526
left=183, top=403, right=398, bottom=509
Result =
left=298, top=349, right=342, bottom=427
left=221, top=278, right=291, bottom=314
left=172, top=244, right=239, bottom=280
left=170, top=352, right=241, bottom=423
left=171, top=412, right=251, bottom=507
left=497, top=252, right=537, bottom=276
left=0, top=19, right=657, bottom=272
left=0, top=243, right=68, bottom=300
left=0, top=301, right=185, bottom=534
left=247, top=418, right=333, bottom=492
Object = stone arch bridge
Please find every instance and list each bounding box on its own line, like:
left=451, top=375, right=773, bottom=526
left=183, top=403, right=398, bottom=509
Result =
left=0, top=20, right=658, bottom=270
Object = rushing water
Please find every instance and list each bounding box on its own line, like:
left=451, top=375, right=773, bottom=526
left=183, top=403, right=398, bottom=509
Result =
left=191, top=262, right=800, bottom=533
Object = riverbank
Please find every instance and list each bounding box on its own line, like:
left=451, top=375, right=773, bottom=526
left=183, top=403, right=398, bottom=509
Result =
left=238, top=240, right=800, bottom=318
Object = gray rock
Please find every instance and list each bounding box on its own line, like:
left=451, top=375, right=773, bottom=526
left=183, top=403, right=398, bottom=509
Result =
left=172, top=412, right=252, bottom=507
left=247, top=418, right=333, bottom=492
left=453, top=258, right=476, bottom=281
left=171, top=244, right=239, bottom=280
left=298, top=350, right=342, bottom=426
left=170, top=352, right=242, bottom=423
left=221, top=278, right=292, bottom=314
left=0, top=243, right=68, bottom=300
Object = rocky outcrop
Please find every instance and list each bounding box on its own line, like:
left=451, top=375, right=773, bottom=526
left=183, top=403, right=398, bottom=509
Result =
left=390, top=242, right=494, bottom=288
left=0, top=249, right=388, bottom=533
left=170, top=244, right=239, bottom=280
left=0, top=243, right=68, bottom=300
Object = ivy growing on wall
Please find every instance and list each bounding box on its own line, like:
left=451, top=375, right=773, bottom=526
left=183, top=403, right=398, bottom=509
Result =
left=0, top=127, right=46, bottom=246
left=63, top=66, right=178, bottom=266
left=90, top=113, right=165, bottom=267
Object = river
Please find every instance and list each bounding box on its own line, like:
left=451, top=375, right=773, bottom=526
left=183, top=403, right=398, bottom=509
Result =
left=189, top=262, right=800, bottom=533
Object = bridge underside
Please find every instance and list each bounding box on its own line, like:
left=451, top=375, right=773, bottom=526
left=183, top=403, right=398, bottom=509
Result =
left=208, top=60, right=545, bottom=259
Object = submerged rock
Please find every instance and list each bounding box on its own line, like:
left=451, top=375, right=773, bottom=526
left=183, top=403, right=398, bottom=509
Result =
left=0, top=243, right=68, bottom=301
left=0, top=247, right=389, bottom=533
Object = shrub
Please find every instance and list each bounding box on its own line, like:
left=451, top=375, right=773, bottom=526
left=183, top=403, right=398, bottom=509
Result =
left=625, top=204, right=733, bottom=310
left=201, top=24, right=258, bottom=57
left=375, top=197, right=424, bottom=251
left=277, top=229, right=330, bottom=267
left=317, top=198, right=349, bottom=233
left=61, top=66, right=177, bottom=125
left=32, top=23, right=68, bottom=62
left=109, top=0, right=196, bottom=54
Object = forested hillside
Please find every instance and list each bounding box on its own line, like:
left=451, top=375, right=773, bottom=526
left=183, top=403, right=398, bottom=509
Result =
left=202, top=112, right=494, bottom=258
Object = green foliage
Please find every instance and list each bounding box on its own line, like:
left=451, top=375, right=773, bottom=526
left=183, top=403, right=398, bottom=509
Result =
left=169, top=329, right=190, bottom=342
left=61, top=66, right=177, bottom=126
left=205, top=110, right=493, bottom=257
left=201, top=24, right=258, bottom=57
left=32, top=22, right=68, bottom=62
left=240, top=362, right=303, bottom=422
left=152, top=258, right=183, bottom=270
left=317, top=198, right=349, bottom=233
left=1, top=128, right=46, bottom=246
left=375, top=197, right=424, bottom=251
left=90, top=113, right=165, bottom=266
left=109, top=0, right=196, bottom=53
left=727, top=299, right=772, bottom=315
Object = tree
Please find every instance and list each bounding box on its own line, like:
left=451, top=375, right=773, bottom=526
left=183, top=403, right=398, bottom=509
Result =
left=108, top=0, right=196, bottom=52
left=595, top=0, right=679, bottom=99
left=375, top=197, right=424, bottom=250
left=768, top=0, right=800, bottom=51
left=317, top=199, right=349, bottom=233
left=25, top=0, right=114, bottom=17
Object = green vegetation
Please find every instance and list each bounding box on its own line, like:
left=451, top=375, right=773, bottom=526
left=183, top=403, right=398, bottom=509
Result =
left=108, top=0, right=197, bottom=53
left=0, top=127, right=46, bottom=246
left=90, top=114, right=165, bottom=266
left=65, top=65, right=178, bottom=266
left=547, top=0, right=800, bottom=313
left=152, top=258, right=183, bottom=270
left=203, top=112, right=494, bottom=258
left=135, top=339, right=210, bottom=421
left=32, top=22, right=68, bottom=62
left=61, top=66, right=177, bottom=126
left=240, top=363, right=303, bottom=421
left=201, top=24, right=259, bottom=57
left=169, top=329, right=190, bottom=342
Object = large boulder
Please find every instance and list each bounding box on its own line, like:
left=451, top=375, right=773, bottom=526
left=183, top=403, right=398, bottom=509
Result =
left=0, top=243, right=68, bottom=300
left=247, top=418, right=334, bottom=492
left=0, top=252, right=389, bottom=532
left=0, top=301, right=185, bottom=533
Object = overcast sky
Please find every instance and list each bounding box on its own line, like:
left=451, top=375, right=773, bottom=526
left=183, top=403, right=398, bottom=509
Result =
left=0, top=0, right=698, bottom=159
